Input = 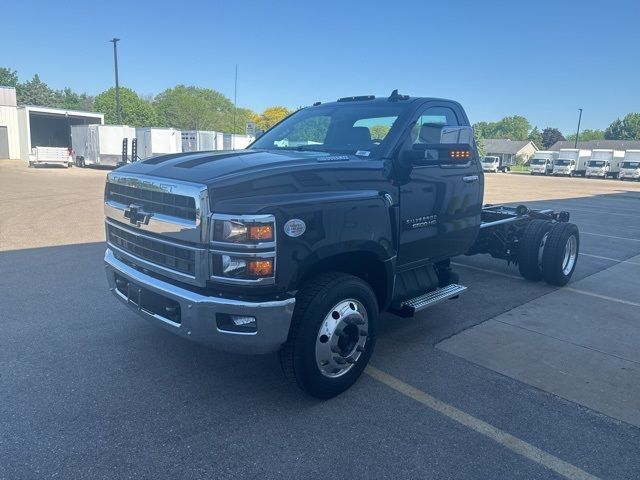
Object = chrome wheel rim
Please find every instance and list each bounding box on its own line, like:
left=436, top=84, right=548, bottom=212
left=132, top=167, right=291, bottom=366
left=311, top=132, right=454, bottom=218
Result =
left=315, top=299, right=368, bottom=378
left=562, top=235, right=578, bottom=275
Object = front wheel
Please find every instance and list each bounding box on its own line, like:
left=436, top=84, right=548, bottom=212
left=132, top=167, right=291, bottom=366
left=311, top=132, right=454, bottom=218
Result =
left=279, top=272, right=378, bottom=399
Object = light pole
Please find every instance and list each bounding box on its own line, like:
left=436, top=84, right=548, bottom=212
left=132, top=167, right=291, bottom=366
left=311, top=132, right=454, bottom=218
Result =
left=574, top=108, right=583, bottom=148
left=110, top=38, right=122, bottom=124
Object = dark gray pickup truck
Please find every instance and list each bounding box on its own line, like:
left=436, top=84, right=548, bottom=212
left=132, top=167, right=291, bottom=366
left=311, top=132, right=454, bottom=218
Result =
left=104, top=91, right=579, bottom=398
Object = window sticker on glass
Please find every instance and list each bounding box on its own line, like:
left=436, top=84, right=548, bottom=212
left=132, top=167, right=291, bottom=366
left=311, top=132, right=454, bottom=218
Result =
left=355, top=150, right=370, bottom=157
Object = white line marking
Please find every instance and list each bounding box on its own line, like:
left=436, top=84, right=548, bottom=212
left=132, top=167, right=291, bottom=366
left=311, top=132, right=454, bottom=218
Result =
left=453, top=262, right=640, bottom=307
left=564, top=288, right=640, bottom=308
left=451, top=262, right=522, bottom=280
left=582, top=232, right=640, bottom=242
left=366, top=366, right=600, bottom=480
left=580, top=253, right=640, bottom=266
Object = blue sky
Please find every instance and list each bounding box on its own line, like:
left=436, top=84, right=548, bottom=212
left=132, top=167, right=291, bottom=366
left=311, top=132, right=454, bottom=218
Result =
left=1, top=0, right=638, bottom=133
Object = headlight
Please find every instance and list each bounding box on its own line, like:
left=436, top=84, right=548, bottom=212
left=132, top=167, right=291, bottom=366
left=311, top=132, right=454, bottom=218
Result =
left=212, top=215, right=275, bottom=244
left=211, top=253, right=275, bottom=283
left=210, top=214, right=277, bottom=284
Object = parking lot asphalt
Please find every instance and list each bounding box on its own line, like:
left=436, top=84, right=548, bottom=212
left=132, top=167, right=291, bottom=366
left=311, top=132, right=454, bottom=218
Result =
left=1, top=160, right=640, bottom=479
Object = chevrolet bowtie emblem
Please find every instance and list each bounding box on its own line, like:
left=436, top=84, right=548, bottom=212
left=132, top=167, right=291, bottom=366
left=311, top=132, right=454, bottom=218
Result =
left=124, top=204, right=153, bottom=227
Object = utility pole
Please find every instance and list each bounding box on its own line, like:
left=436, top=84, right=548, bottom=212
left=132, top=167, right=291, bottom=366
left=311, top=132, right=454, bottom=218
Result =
left=574, top=108, right=583, bottom=148
left=110, top=38, right=122, bottom=124
left=232, top=64, right=238, bottom=149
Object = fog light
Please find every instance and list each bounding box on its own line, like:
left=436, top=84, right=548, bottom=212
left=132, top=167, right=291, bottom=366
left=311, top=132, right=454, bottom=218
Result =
left=216, top=313, right=257, bottom=333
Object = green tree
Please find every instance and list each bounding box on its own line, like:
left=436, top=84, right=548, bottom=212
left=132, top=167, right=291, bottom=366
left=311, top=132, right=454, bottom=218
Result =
left=253, top=106, right=291, bottom=131
left=155, top=85, right=233, bottom=131
left=472, top=124, right=486, bottom=158
left=566, top=129, right=605, bottom=142
left=16, top=74, right=55, bottom=106
left=527, top=126, right=543, bottom=149
left=52, top=87, right=94, bottom=111
left=605, top=113, right=640, bottom=140
left=0, top=67, right=18, bottom=87
left=493, top=115, right=531, bottom=140
left=541, top=127, right=565, bottom=149
left=94, top=87, right=157, bottom=126
left=370, top=124, right=390, bottom=140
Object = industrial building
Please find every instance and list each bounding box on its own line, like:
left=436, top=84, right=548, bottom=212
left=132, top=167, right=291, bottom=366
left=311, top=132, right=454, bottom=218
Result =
left=0, top=86, right=103, bottom=160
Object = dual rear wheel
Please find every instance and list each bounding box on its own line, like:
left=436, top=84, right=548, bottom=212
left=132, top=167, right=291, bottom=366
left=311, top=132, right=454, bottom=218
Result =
left=518, top=220, right=579, bottom=286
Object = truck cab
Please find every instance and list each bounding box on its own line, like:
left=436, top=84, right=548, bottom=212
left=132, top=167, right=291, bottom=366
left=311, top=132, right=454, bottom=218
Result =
left=103, top=92, right=579, bottom=398
left=529, top=151, right=556, bottom=175
left=618, top=150, right=640, bottom=181
left=481, top=155, right=509, bottom=173
left=553, top=158, right=575, bottom=176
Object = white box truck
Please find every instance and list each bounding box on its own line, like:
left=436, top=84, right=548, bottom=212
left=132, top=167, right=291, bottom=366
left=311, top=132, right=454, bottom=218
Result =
left=71, top=125, right=136, bottom=167
left=529, top=151, right=557, bottom=175
left=28, top=146, right=73, bottom=168
left=586, top=149, right=624, bottom=179
left=136, top=128, right=182, bottom=159
left=619, top=150, right=640, bottom=181
left=181, top=130, right=217, bottom=152
left=553, top=149, right=590, bottom=176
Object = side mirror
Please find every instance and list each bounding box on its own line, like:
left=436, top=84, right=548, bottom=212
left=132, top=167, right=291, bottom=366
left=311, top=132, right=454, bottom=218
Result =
left=399, top=125, right=475, bottom=166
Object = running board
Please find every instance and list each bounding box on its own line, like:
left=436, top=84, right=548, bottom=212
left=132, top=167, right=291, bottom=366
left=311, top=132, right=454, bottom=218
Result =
left=396, top=284, right=467, bottom=317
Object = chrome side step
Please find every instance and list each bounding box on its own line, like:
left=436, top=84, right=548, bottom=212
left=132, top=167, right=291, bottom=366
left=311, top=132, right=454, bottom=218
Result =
left=399, top=284, right=467, bottom=316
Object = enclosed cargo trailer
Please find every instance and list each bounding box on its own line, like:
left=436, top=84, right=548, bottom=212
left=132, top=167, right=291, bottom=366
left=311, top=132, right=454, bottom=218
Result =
left=135, top=128, right=182, bottom=159
left=181, top=130, right=217, bottom=152
left=71, top=125, right=136, bottom=167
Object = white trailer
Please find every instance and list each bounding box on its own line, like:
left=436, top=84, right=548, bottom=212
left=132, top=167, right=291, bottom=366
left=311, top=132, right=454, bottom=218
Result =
left=181, top=130, right=217, bottom=152
left=28, top=146, right=73, bottom=168
left=529, top=151, right=557, bottom=175
left=619, top=150, right=640, bottom=181
left=71, top=125, right=136, bottom=167
left=586, top=149, right=624, bottom=179
left=135, top=128, right=182, bottom=159
left=553, top=149, right=590, bottom=176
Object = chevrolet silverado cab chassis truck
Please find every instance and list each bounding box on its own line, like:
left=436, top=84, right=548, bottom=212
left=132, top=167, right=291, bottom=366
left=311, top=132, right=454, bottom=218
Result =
left=104, top=92, right=580, bottom=398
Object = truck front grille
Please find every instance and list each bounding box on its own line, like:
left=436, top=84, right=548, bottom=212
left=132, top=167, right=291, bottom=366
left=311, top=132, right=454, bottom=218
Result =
left=105, top=183, right=197, bottom=221
left=107, top=223, right=196, bottom=276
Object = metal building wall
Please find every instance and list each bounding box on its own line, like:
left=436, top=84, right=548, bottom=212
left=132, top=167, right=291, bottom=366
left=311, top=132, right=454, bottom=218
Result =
left=0, top=105, right=21, bottom=159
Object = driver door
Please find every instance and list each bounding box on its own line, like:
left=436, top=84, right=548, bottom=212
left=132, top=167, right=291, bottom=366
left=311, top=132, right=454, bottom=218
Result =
left=397, top=103, right=483, bottom=267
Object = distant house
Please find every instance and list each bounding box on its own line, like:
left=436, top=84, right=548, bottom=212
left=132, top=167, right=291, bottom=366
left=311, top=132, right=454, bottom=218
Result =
left=549, top=140, right=640, bottom=151
left=483, top=139, right=538, bottom=165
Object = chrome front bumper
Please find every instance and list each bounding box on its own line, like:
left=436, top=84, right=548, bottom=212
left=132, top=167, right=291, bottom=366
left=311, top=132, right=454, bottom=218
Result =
left=104, top=249, right=295, bottom=354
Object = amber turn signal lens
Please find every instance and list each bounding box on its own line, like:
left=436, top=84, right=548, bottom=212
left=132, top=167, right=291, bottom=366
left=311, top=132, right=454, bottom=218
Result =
left=450, top=150, right=471, bottom=158
left=247, top=224, right=274, bottom=241
left=247, top=259, right=274, bottom=277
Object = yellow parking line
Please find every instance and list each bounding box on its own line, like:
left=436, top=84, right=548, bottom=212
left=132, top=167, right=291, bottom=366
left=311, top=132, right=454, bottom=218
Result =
left=366, top=366, right=600, bottom=480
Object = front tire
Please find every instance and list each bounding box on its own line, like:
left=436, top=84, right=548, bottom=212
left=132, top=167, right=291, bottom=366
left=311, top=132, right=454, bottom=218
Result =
left=279, top=272, right=378, bottom=399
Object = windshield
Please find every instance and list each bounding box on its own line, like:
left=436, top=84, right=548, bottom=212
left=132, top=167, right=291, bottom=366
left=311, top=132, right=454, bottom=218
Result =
left=249, top=103, right=409, bottom=157
left=555, top=159, right=571, bottom=166
left=588, top=161, right=606, bottom=167
left=530, top=159, right=547, bottom=165
left=482, top=157, right=498, bottom=163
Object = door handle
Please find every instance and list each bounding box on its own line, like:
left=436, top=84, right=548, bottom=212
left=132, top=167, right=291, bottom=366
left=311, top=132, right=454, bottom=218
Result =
left=462, top=175, right=479, bottom=183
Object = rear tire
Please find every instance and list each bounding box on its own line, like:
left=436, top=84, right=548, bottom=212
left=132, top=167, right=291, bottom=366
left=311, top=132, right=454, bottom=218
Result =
left=518, top=219, right=552, bottom=281
left=541, top=223, right=579, bottom=286
left=279, top=272, right=378, bottom=399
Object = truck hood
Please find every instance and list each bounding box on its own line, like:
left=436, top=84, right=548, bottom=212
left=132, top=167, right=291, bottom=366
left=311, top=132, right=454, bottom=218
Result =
left=113, top=149, right=344, bottom=185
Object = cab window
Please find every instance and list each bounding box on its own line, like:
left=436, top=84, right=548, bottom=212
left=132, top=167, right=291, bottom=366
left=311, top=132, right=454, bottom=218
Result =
left=411, top=106, right=460, bottom=145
